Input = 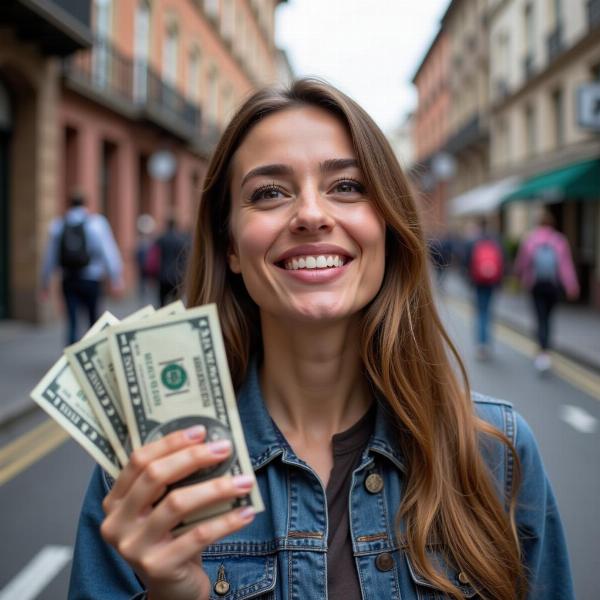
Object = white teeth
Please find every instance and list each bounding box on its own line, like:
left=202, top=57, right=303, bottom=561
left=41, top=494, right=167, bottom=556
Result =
left=283, top=254, right=348, bottom=270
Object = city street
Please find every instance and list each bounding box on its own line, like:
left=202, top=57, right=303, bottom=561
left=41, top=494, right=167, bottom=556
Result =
left=0, top=295, right=598, bottom=599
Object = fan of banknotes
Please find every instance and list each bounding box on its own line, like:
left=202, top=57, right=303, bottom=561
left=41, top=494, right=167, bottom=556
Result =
left=31, top=301, right=263, bottom=530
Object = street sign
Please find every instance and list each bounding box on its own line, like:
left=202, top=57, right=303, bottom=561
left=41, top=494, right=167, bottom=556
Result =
left=577, top=83, right=600, bottom=132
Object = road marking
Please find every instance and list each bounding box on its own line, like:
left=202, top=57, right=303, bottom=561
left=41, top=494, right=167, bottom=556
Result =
left=0, top=422, right=68, bottom=486
left=446, top=297, right=600, bottom=402
left=559, top=405, right=598, bottom=434
left=0, top=545, right=72, bottom=600
left=0, top=419, right=59, bottom=465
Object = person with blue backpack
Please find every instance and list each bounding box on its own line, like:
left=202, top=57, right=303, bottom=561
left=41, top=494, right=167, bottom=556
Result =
left=514, top=210, right=579, bottom=373
left=41, top=193, right=124, bottom=344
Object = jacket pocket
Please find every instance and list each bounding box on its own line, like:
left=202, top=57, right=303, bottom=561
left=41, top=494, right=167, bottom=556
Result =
left=405, top=553, right=478, bottom=599
left=202, top=554, right=277, bottom=600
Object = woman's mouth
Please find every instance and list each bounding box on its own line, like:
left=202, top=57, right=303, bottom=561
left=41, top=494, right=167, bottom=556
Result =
left=282, top=255, right=348, bottom=270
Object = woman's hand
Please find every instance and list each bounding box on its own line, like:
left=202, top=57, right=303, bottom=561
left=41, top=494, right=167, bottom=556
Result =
left=100, top=426, right=256, bottom=600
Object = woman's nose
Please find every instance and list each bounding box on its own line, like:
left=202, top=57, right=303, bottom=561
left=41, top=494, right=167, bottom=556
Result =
left=289, top=188, right=335, bottom=234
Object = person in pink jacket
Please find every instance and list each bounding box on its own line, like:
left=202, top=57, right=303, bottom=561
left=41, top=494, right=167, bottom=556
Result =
left=514, top=210, right=579, bottom=373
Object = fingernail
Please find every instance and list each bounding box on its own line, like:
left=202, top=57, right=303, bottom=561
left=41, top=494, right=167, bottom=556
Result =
left=233, top=475, right=254, bottom=489
left=185, top=425, right=206, bottom=440
left=207, top=439, right=232, bottom=454
left=238, top=506, right=255, bottom=521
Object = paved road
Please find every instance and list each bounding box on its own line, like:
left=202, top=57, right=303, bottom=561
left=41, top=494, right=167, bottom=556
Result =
left=0, top=299, right=598, bottom=599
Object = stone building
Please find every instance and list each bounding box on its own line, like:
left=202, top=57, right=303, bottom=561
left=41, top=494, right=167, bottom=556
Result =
left=0, top=0, right=287, bottom=322
left=411, top=29, right=452, bottom=236
left=488, top=0, right=600, bottom=306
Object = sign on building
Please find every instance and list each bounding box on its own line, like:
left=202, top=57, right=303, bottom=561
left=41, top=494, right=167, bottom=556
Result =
left=577, top=83, right=600, bottom=132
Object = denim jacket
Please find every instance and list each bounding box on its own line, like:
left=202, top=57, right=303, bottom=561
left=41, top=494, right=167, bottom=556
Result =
left=69, top=364, right=574, bottom=599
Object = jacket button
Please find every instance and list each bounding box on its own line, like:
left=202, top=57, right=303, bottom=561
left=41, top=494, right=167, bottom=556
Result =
left=458, top=571, right=469, bottom=584
left=214, top=580, right=230, bottom=595
left=375, top=552, right=394, bottom=572
left=364, top=473, right=384, bottom=494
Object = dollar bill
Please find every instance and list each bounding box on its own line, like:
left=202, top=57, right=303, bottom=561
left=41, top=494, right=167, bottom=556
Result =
left=65, top=302, right=184, bottom=465
left=109, top=304, right=263, bottom=526
left=30, top=312, right=122, bottom=478
left=64, top=305, right=157, bottom=465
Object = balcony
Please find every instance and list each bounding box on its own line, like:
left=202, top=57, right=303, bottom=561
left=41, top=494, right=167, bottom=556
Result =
left=0, top=0, right=92, bottom=56
left=588, top=0, right=600, bottom=29
left=494, top=78, right=509, bottom=101
left=64, top=37, right=203, bottom=144
left=547, top=24, right=563, bottom=62
left=445, top=115, right=488, bottom=155
left=522, top=53, right=534, bottom=80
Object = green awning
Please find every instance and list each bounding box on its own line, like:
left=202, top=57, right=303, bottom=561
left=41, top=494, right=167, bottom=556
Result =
left=501, top=158, right=600, bottom=204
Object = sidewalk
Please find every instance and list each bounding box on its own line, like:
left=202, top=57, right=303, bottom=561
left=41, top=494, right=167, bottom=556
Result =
left=0, top=294, right=152, bottom=427
left=443, top=270, right=600, bottom=373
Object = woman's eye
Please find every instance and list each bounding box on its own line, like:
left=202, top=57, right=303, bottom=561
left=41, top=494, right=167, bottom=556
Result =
left=331, top=179, right=364, bottom=195
left=250, top=185, right=285, bottom=203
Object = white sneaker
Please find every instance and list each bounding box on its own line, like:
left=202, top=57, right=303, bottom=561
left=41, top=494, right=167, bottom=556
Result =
left=534, top=353, right=551, bottom=373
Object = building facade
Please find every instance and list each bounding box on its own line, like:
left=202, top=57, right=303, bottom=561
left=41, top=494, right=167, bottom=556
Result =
left=411, top=29, right=451, bottom=236
left=488, top=0, right=600, bottom=306
left=0, top=0, right=287, bottom=323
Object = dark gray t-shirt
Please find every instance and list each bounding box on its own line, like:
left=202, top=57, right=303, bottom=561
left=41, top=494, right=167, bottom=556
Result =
left=326, top=407, right=375, bottom=600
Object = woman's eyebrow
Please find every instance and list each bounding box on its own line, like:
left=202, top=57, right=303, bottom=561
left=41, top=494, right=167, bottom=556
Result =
left=241, top=164, right=294, bottom=187
left=320, top=158, right=358, bottom=173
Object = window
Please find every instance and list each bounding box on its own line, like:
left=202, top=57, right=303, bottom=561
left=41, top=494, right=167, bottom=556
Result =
left=204, top=0, right=219, bottom=22
left=221, top=0, right=235, bottom=41
left=524, top=3, right=534, bottom=58
left=188, top=48, right=201, bottom=101
left=163, top=22, right=179, bottom=85
left=134, top=0, right=151, bottom=102
left=551, top=88, right=564, bottom=147
left=550, top=0, right=562, bottom=29
left=525, top=104, right=536, bottom=156
left=93, top=0, right=112, bottom=87
left=208, top=65, right=219, bottom=122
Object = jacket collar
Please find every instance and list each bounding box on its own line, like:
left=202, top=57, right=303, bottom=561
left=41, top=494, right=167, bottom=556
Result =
left=237, top=359, right=406, bottom=473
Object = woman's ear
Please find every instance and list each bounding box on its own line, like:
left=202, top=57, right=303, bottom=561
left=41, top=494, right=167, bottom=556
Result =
left=227, top=243, right=241, bottom=274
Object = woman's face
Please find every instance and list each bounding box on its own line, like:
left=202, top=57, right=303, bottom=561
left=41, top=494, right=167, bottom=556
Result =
left=228, top=106, right=386, bottom=324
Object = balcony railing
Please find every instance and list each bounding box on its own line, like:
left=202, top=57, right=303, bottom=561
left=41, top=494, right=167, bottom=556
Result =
left=64, top=37, right=202, bottom=142
left=588, top=0, right=600, bottom=29
left=522, top=53, right=534, bottom=80
left=547, top=25, right=563, bottom=62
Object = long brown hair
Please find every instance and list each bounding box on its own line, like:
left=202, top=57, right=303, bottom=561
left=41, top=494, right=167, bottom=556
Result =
left=186, top=79, right=525, bottom=600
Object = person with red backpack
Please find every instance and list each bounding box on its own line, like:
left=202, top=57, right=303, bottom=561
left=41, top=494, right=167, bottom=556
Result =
left=465, top=218, right=504, bottom=360
left=514, top=210, right=579, bottom=373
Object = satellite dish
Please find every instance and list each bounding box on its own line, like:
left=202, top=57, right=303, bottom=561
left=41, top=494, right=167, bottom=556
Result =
left=148, top=150, right=177, bottom=181
left=432, top=152, right=456, bottom=182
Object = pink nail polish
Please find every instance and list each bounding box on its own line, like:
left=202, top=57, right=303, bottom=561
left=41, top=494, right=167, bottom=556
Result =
left=233, top=475, right=254, bottom=489
left=238, top=506, right=255, bottom=520
left=207, top=439, right=232, bottom=454
left=185, top=425, right=206, bottom=440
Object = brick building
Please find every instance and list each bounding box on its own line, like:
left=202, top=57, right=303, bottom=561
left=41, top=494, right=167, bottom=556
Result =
left=0, top=0, right=288, bottom=323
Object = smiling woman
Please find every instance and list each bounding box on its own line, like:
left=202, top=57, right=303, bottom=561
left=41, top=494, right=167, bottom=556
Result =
left=68, top=80, right=574, bottom=600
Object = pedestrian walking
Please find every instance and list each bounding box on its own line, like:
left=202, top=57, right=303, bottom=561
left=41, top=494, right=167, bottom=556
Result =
left=41, top=193, right=124, bottom=345
left=147, top=217, right=190, bottom=306
left=69, top=80, right=573, bottom=600
left=464, top=218, right=504, bottom=360
left=514, top=209, right=579, bottom=373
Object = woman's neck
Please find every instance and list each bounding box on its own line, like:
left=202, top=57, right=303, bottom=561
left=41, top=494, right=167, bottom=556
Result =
left=259, top=313, right=373, bottom=444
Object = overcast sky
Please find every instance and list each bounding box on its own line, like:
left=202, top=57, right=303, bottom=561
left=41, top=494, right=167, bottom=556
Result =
left=275, top=0, right=450, bottom=133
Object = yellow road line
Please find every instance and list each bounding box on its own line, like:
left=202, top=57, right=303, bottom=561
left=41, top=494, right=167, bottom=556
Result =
left=0, top=421, right=69, bottom=486
left=0, top=419, right=60, bottom=466
left=446, top=297, right=600, bottom=402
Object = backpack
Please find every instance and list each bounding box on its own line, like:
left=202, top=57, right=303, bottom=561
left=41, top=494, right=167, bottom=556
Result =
left=59, top=220, right=91, bottom=270
left=470, top=239, right=503, bottom=285
left=532, top=243, right=558, bottom=284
